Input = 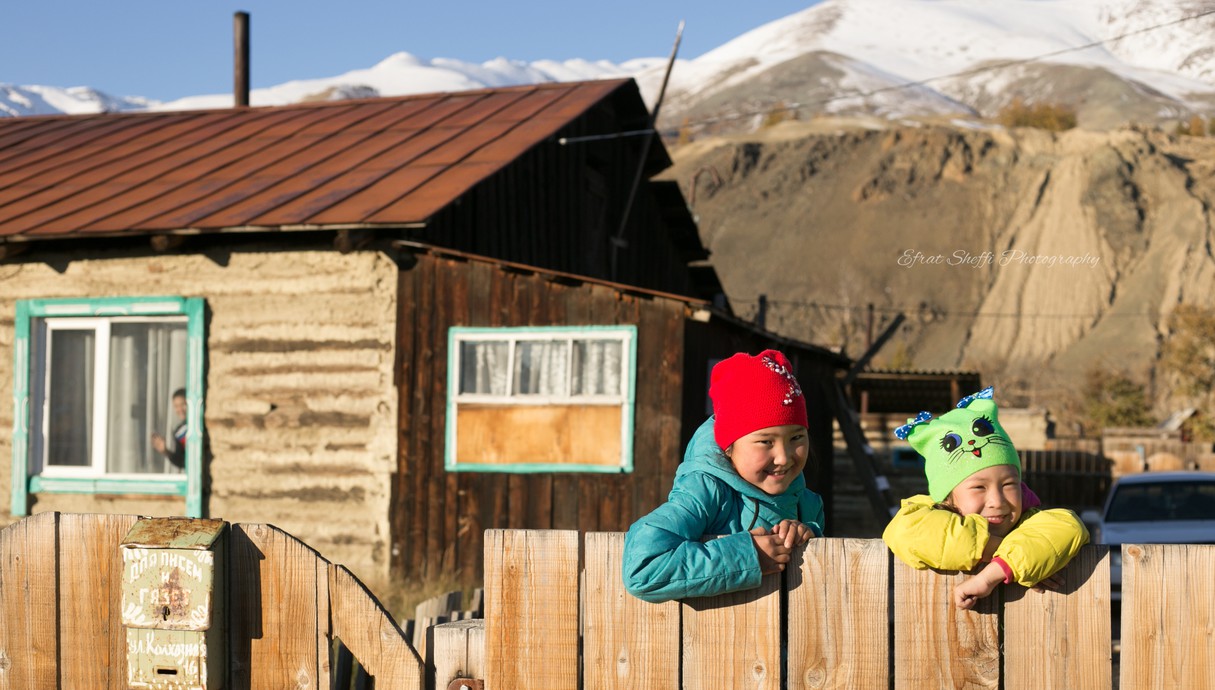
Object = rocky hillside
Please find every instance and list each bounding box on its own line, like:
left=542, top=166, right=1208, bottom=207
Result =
left=662, top=118, right=1215, bottom=411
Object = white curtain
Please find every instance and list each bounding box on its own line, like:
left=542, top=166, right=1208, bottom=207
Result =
left=514, top=340, right=568, bottom=395
left=107, top=323, right=186, bottom=474
left=460, top=341, right=510, bottom=395
left=571, top=340, right=622, bottom=396
left=460, top=337, right=623, bottom=398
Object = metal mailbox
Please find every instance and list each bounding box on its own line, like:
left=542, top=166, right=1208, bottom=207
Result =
left=121, top=517, right=227, bottom=689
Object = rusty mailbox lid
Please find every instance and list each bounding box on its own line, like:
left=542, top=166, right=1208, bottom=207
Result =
left=120, top=517, right=227, bottom=632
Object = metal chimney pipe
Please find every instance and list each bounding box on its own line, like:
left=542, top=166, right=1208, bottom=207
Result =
left=234, top=11, right=250, bottom=107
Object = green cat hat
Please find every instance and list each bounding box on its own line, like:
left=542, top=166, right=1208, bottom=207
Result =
left=894, top=387, right=1020, bottom=502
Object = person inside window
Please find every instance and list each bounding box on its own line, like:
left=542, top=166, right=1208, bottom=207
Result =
left=150, top=388, right=187, bottom=469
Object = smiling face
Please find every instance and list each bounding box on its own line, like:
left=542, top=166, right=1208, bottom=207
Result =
left=725, top=424, right=809, bottom=495
left=946, top=464, right=1023, bottom=537
left=903, top=394, right=1021, bottom=503
left=172, top=394, right=188, bottom=421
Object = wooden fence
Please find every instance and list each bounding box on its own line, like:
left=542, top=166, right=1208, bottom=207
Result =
left=5, top=517, right=1214, bottom=689
left=1019, top=449, right=1113, bottom=509
left=461, top=529, right=1215, bottom=690
left=0, top=512, right=421, bottom=689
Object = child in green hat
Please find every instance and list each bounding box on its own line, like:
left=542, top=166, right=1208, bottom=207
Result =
left=882, top=387, right=1089, bottom=609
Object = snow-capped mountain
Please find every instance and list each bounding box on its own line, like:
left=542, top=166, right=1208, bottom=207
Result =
left=634, top=0, right=1215, bottom=131
left=5, top=0, right=1215, bottom=129
left=0, top=53, right=659, bottom=117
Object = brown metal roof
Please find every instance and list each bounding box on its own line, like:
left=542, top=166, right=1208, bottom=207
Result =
left=0, top=79, right=643, bottom=241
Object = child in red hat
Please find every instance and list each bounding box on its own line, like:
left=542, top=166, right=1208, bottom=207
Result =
left=622, top=349, right=824, bottom=602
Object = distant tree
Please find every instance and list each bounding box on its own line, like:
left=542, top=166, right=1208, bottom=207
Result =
left=760, top=101, right=797, bottom=129
left=676, top=117, right=693, bottom=147
left=997, top=98, right=1077, bottom=132
left=1080, top=367, right=1154, bottom=434
left=1160, top=304, right=1215, bottom=441
left=1190, top=115, right=1207, bottom=137
left=1208, top=117, right=1215, bottom=136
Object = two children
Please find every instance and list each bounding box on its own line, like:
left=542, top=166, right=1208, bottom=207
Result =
left=623, top=349, right=824, bottom=603
left=623, top=347, right=1086, bottom=609
left=882, top=387, right=1089, bottom=609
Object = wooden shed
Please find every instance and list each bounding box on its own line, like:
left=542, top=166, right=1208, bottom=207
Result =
left=0, top=80, right=847, bottom=588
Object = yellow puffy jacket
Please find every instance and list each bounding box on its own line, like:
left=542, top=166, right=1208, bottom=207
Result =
left=881, top=495, right=1089, bottom=587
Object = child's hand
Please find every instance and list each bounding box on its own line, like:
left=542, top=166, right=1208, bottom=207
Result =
left=1031, top=572, right=1065, bottom=593
left=749, top=527, right=793, bottom=574
left=953, top=562, right=1005, bottom=610
left=772, top=519, right=815, bottom=547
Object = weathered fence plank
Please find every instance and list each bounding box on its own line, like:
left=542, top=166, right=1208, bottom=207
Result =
left=894, top=562, right=1000, bottom=689
left=483, top=529, right=579, bottom=689
left=0, top=511, right=58, bottom=690
left=682, top=571, right=782, bottom=690
left=1121, top=543, right=1215, bottom=689
left=433, top=619, right=485, bottom=690
left=228, top=523, right=324, bottom=689
left=58, top=512, right=139, bottom=689
left=582, top=531, right=679, bottom=690
left=788, top=538, right=889, bottom=689
left=329, top=563, right=423, bottom=689
left=315, top=556, right=332, bottom=690
left=1004, top=544, right=1111, bottom=690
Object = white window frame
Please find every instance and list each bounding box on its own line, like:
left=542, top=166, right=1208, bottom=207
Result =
left=12, top=297, right=206, bottom=517
left=34, top=315, right=188, bottom=479
left=445, top=325, right=637, bottom=473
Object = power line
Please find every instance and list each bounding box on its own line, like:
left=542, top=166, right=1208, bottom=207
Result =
left=740, top=297, right=1164, bottom=320
left=560, top=7, right=1215, bottom=144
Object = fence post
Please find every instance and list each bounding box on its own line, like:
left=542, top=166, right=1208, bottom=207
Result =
left=893, top=561, right=1000, bottom=689
left=582, top=532, right=679, bottom=689
left=1120, top=543, right=1215, bottom=687
left=0, top=511, right=59, bottom=687
left=787, top=538, right=890, bottom=687
left=681, top=570, right=782, bottom=689
left=483, top=529, right=579, bottom=689
left=1004, top=544, right=1111, bottom=689
left=433, top=619, right=485, bottom=690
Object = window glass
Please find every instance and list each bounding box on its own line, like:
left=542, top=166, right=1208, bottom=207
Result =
left=46, top=329, right=94, bottom=468
left=1108, top=481, right=1215, bottom=522
left=36, top=318, right=187, bottom=476
left=571, top=339, right=622, bottom=396
left=106, top=322, right=188, bottom=474
left=459, top=341, right=509, bottom=395
left=513, top=340, right=568, bottom=395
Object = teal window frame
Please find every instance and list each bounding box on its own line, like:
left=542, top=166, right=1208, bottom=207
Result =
left=11, top=297, right=206, bottom=517
left=445, top=325, right=637, bottom=474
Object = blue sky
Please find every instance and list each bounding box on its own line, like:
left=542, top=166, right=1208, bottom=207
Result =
left=4, top=1, right=821, bottom=102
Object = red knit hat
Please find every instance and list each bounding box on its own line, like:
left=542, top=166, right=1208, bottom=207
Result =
left=709, top=349, right=808, bottom=450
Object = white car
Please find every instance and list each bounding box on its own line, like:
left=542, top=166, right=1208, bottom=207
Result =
left=1083, top=471, right=1215, bottom=601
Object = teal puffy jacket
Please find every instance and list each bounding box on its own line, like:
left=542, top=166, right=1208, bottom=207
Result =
left=622, top=417, right=825, bottom=603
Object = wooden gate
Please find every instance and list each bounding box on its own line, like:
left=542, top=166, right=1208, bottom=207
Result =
left=0, top=512, right=422, bottom=689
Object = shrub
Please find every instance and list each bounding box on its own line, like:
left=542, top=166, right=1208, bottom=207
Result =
left=997, top=98, right=1077, bottom=132
left=760, top=101, right=797, bottom=129
left=1080, top=367, right=1154, bottom=434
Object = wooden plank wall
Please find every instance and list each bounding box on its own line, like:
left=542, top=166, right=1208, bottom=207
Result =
left=421, top=88, right=700, bottom=299
left=479, top=529, right=1215, bottom=690
left=0, top=513, right=422, bottom=690
left=392, top=252, right=688, bottom=584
